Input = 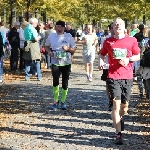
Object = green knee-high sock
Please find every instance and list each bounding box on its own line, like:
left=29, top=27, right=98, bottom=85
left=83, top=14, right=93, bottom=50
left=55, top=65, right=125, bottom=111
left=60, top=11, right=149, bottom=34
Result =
left=61, top=88, right=68, bottom=103
left=53, top=86, right=59, bottom=102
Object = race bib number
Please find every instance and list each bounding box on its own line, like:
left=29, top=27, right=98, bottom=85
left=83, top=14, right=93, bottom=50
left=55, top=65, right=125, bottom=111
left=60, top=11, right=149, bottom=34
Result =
left=56, top=51, right=66, bottom=58
left=113, top=48, right=127, bottom=59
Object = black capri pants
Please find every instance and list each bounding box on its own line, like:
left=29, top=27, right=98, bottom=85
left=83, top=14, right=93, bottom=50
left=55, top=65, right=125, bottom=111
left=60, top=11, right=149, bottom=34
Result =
left=52, top=64, right=71, bottom=90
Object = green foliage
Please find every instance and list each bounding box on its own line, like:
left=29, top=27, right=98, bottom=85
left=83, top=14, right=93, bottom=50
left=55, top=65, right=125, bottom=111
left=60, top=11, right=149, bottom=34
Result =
left=0, top=0, right=150, bottom=26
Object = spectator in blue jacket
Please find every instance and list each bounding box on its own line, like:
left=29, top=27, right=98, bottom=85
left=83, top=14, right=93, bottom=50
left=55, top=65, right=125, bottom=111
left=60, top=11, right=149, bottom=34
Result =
left=0, top=31, right=5, bottom=84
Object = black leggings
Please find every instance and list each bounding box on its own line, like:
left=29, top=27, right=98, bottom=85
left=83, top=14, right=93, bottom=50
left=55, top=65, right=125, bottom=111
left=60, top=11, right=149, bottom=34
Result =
left=52, top=64, right=71, bottom=90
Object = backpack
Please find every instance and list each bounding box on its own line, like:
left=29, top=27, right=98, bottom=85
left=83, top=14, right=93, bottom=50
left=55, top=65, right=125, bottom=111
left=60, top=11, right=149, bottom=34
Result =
left=140, top=47, right=150, bottom=67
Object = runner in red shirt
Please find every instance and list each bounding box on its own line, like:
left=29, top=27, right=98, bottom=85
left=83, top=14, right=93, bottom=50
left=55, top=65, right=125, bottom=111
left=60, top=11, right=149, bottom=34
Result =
left=99, top=17, right=140, bottom=145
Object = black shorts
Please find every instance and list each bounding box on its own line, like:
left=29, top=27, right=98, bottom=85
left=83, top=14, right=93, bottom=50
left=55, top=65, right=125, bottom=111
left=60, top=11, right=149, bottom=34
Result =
left=101, top=69, right=108, bottom=81
left=106, top=78, right=133, bottom=104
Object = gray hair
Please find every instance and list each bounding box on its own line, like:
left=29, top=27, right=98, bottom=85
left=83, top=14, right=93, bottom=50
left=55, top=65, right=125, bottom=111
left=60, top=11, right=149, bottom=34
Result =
left=14, top=21, right=20, bottom=26
left=21, top=21, right=29, bottom=27
left=29, top=18, right=38, bottom=24
left=113, top=17, right=125, bottom=24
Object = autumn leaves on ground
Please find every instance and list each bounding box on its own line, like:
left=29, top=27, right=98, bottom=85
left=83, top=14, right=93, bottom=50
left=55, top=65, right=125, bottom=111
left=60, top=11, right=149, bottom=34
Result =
left=0, top=60, right=149, bottom=143
left=0, top=60, right=50, bottom=130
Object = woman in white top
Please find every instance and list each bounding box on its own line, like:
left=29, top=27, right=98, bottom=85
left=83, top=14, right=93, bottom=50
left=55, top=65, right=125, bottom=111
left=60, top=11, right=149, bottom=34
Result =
left=38, top=22, right=47, bottom=68
left=77, top=24, right=98, bottom=82
left=18, top=21, right=28, bottom=70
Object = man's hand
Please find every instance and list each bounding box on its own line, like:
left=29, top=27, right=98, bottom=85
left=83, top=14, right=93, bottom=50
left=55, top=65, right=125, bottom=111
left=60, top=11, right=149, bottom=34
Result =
left=62, top=45, right=69, bottom=51
left=48, top=51, right=54, bottom=57
left=98, top=59, right=105, bottom=70
left=35, top=36, right=41, bottom=42
left=119, top=58, right=129, bottom=66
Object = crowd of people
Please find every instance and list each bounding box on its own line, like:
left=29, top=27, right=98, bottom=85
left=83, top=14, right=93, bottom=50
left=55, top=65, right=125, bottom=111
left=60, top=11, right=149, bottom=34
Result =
left=0, top=17, right=150, bottom=145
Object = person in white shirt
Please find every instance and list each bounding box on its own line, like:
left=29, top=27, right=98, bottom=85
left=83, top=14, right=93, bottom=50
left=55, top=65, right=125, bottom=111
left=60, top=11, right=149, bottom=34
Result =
left=45, top=20, right=76, bottom=110
left=77, top=24, right=98, bottom=81
left=18, top=21, right=29, bottom=70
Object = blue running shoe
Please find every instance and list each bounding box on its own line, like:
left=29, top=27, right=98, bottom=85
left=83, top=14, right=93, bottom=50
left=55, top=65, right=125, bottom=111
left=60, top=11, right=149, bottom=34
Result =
left=51, top=103, right=58, bottom=111
left=61, top=102, right=67, bottom=110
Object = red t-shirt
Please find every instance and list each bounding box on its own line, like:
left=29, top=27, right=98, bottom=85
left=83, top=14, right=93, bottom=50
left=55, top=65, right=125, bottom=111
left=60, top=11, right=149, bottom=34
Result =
left=100, top=35, right=140, bottom=79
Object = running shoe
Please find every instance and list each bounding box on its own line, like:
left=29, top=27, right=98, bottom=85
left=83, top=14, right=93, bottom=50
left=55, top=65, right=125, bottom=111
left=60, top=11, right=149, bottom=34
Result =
left=51, top=103, right=58, bottom=111
left=115, top=132, right=123, bottom=145
left=61, top=102, right=67, bottom=110
left=89, top=76, right=92, bottom=82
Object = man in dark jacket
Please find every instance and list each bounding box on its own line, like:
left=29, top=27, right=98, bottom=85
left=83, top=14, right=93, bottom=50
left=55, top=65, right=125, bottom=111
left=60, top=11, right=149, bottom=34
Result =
left=134, top=24, right=145, bottom=43
left=8, top=27, right=20, bottom=71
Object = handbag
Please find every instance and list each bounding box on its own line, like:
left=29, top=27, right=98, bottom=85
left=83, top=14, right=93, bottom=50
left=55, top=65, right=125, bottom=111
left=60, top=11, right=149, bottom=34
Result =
left=5, top=41, right=12, bottom=51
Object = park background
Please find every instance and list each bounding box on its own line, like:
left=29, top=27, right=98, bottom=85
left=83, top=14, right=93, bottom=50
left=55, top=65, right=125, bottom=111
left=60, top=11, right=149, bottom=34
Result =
left=1, top=0, right=150, bottom=29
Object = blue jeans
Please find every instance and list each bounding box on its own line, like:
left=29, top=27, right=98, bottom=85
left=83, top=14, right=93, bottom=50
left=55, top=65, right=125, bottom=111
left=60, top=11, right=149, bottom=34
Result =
left=137, top=75, right=143, bottom=97
left=143, top=79, right=149, bottom=99
left=0, top=57, right=4, bottom=82
left=133, top=60, right=140, bottom=74
left=25, top=60, right=42, bottom=80
left=45, top=51, right=51, bottom=68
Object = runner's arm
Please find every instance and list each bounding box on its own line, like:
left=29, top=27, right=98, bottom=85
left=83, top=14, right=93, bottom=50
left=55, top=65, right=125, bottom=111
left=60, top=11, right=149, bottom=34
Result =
left=45, top=35, right=53, bottom=57
left=129, top=53, right=140, bottom=62
left=93, top=37, right=98, bottom=47
left=65, top=46, right=76, bottom=53
left=98, top=54, right=105, bottom=70
left=75, top=33, right=86, bottom=44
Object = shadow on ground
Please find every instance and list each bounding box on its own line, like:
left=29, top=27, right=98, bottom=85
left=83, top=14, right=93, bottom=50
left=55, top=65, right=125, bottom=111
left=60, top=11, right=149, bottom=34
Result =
left=0, top=81, right=149, bottom=149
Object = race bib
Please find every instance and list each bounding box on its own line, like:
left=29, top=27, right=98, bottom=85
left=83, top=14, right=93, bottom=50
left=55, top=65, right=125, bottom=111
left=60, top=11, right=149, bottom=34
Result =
left=113, top=48, right=127, bottom=59
left=56, top=51, right=66, bottom=58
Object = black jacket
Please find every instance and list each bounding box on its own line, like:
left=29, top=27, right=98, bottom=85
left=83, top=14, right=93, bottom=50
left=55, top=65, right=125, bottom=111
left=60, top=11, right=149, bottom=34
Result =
left=8, top=27, right=20, bottom=48
left=64, top=29, right=77, bottom=38
left=134, top=31, right=145, bottom=42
